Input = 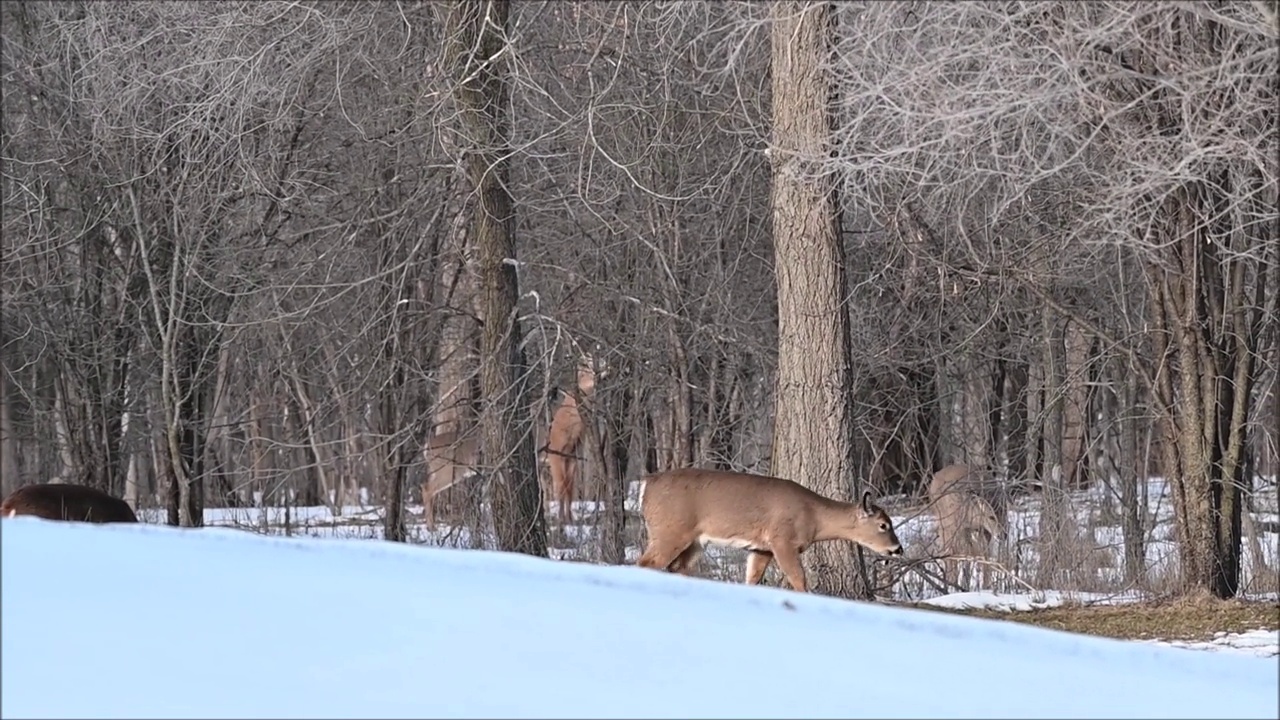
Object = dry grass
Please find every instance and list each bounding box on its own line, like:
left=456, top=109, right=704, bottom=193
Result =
left=909, top=597, right=1280, bottom=643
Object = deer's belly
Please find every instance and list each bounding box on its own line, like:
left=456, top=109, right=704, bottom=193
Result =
left=699, top=534, right=764, bottom=552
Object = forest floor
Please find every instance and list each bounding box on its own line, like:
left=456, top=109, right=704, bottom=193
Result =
left=912, top=597, right=1280, bottom=656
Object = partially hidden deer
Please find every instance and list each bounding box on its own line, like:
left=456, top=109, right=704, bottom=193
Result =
left=636, top=467, right=904, bottom=592
left=419, top=430, right=481, bottom=531
left=543, top=359, right=600, bottom=525
left=1, top=483, right=139, bottom=524
left=927, top=463, right=1006, bottom=588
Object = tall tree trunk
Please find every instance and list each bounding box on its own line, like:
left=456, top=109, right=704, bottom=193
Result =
left=440, top=0, right=546, bottom=557
left=1001, top=360, right=1030, bottom=493
left=168, top=322, right=222, bottom=528
left=431, top=184, right=480, bottom=441
left=667, top=331, right=693, bottom=469
left=0, top=368, right=21, bottom=494
left=768, top=0, right=868, bottom=599
left=1036, top=308, right=1073, bottom=588
left=1062, top=320, right=1092, bottom=490
left=957, top=358, right=993, bottom=471
left=591, top=365, right=639, bottom=566
left=1145, top=177, right=1265, bottom=598
left=381, top=388, right=408, bottom=544
left=1118, top=367, right=1146, bottom=585
left=248, top=388, right=270, bottom=507
left=206, top=331, right=238, bottom=508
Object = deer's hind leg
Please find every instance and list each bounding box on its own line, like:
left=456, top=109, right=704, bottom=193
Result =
left=744, top=550, right=774, bottom=585
left=668, top=543, right=704, bottom=576
left=637, top=533, right=698, bottom=574
left=558, top=456, right=578, bottom=524
left=421, top=484, right=437, bottom=532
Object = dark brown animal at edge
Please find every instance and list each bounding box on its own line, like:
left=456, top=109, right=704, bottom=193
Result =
left=1, top=483, right=139, bottom=524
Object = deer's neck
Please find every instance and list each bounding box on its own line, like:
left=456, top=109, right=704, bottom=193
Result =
left=813, top=499, right=860, bottom=542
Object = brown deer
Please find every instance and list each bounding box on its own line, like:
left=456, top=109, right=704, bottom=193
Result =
left=419, top=430, right=481, bottom=531
left=926, top=463, right=1006, bottom=588
left=1, top=483, right=139, bottom=524
left=543, top=359, right=600, bottom=525
left=636, top=467, right=904, bottom=592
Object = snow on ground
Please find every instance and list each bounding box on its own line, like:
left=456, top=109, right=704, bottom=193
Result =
left=2, top=518, right=1277, bottom=720
left=134, top=489, right=1280, bottom=602
left=921, top=589, right=1147, bottom=613
left=1149, top=629, right=1280, bottom=659
left=924, top=590, right=1280, bottom=659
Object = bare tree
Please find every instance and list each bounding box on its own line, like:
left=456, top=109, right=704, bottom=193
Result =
left=768, top=0, right=869, bottom=599
left=6, top=0, right=1271, bottom=600
left=826, top=1, right=1277, bottom=597
left=438, top=0, right=547, bottom=557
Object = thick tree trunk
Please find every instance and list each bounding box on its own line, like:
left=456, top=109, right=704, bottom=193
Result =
left=381, top=388, right=408, bottom=543
left=592, top=367, right=640, bottom=566
left=441, top=0, right=546, bottom=557
left=958, top=359, right=993, bottom=472
left=1036, top=308, right=1074, bottom=588
left=1145, top=180, right=1263, bottom=598
left=768, top=0, right=868, bottom=599
left=1001, top=360, right=1030, bottom=493
left=1062, top=320, right=1092, bottom=490
left=667, top=330, right=693, bottom=469
left=1118, top=368, right=1146, bottom=585
left=432, top=188, right=480, bottom=443
left=247, top=389, right=270, bottom=507
left=0, top=369, right=21, bottom=494
left=166, top=327, right=220, bottom=529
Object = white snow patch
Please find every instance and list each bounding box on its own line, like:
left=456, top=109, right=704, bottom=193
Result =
left=922, top=590, right=1147, bottom=612
left=4, top=518, right=1276, bottom=719
left=1148, top=629, right=1280, bottom=659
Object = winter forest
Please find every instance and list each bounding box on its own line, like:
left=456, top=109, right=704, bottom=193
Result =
left=1, top=1, right=1277, bottom=602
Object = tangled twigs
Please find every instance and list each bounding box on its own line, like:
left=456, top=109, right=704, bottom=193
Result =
left=871, top=554, right=1041, bottom=601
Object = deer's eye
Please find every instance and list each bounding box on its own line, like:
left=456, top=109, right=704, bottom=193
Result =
left=879, top=522, right=889, bottom=532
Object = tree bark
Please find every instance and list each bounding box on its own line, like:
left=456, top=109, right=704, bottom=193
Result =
left=1062, top=319, right=1092, bottom=490
left=441, top=0, right=546, bottom=557
left=768, top=0, right=868, bottom=599
left=1118, top=366, right=1146, bottom=585
left=1, top=369, right=21, bottom=494
left=1145, top=177, right=1264, bottom=598
left=1036, top=308, right=1073, bottom=588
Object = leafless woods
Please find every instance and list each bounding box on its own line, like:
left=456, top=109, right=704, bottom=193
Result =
left=1, top=1, right=1275, bottom=598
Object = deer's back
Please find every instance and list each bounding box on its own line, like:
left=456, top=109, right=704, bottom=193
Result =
left=1, top=483, right=139, bottom=524
left=928, top=464, right=994, bottom=507
left=426, top=432, right=476, bottom=465
left=927, top=464, right=1005, bottom=539
left=640, top=468, right=826, bottom=534
left=928, top=464, right=974, bottom=499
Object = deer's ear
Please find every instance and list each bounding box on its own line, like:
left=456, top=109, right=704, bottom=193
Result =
left=860, top=490, right=873, bottom=514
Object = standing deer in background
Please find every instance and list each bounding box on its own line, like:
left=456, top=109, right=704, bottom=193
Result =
left=544, top=358, right=601, bottom=525
left=419, top=431, right=480, bottom=531
left=636, top=468, right=904, bottom=592
left=927, top=464, right=1006, bottom=589
left=1, top=483, right=139, bottom=524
